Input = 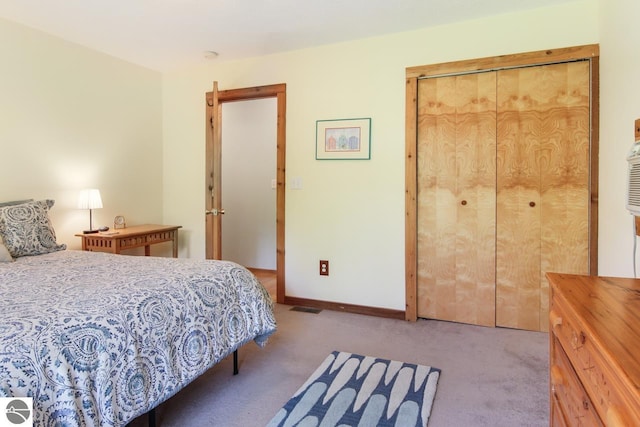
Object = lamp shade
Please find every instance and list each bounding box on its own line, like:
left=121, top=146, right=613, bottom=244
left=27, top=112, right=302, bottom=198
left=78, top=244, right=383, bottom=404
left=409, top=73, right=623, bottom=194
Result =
left=77, top=189, right=103, bottom=210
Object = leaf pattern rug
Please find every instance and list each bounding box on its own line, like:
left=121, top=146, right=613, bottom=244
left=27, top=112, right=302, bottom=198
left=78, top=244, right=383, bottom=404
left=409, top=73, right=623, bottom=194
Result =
left=267, top=351, right=440, bottom=427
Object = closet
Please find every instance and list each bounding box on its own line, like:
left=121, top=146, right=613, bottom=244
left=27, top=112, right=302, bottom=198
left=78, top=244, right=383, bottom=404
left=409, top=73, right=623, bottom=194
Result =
left=405, top=45, right=599, bottom=332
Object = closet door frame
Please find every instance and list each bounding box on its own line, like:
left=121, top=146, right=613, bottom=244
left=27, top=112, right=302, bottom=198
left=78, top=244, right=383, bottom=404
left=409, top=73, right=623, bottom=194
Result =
left=405, top=44, right=600, bottom=322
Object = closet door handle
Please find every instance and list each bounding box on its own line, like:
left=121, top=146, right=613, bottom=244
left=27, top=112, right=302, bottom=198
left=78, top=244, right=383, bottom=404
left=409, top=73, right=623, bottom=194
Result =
left=529, top=201, right=536, bottom=207
left=461, top=200, right=467, bottom=206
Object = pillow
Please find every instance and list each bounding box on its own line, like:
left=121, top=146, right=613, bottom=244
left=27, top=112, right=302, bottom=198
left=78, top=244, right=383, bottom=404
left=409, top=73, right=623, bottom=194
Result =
left=0, top=199, right=35, bottom=261
left=0, top=199, right=66, bottom=258
left=0, top=199, right=33, bottom=207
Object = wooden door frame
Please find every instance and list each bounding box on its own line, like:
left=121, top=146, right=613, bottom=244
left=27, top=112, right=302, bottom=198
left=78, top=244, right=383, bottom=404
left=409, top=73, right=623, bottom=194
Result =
left=206, top=83, right=287, bottom=304
left=405, top=45, right=600, bottom=321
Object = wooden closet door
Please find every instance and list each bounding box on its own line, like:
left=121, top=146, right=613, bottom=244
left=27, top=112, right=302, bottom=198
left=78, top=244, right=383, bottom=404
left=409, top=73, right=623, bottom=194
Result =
left=496, top=61, right=590, bottom=332
left=417, top=72, right=496, bottom=327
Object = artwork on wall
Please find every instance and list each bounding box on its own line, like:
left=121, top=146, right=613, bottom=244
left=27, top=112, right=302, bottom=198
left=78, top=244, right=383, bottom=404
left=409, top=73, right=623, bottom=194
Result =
left=315, top=118, right=371, bottom=160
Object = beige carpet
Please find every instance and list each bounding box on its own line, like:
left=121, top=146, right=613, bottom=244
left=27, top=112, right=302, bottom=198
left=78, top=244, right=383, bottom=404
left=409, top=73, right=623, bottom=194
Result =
left=129, top=303, right=548, bottom=427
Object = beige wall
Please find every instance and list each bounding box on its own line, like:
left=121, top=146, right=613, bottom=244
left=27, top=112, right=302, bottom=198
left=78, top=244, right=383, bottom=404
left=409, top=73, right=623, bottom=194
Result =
left=0, top=17, right=163, bottom=254
left=163, top=1, right=599, bottom=310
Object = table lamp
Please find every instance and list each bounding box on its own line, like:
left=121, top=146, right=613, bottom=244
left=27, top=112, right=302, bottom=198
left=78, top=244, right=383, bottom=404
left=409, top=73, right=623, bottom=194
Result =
left=78, top=189, right=103, bottom=234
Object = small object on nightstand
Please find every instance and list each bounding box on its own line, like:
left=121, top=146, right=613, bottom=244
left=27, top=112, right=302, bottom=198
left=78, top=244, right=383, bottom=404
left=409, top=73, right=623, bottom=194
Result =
left=98, top=226, right=109, bottom=232
left=114, top=215, right=126, bottom=229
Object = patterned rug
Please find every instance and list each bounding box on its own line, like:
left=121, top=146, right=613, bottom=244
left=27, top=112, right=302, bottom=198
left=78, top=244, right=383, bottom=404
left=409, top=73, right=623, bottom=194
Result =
left=267, top=351, right=440, bottom=427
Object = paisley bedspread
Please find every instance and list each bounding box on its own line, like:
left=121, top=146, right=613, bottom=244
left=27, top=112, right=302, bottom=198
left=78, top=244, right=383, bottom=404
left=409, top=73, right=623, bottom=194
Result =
left=0, top=250, right=276, bottom=426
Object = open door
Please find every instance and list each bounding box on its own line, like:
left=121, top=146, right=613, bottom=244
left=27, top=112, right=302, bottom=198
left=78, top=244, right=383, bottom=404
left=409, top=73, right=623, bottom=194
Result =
left=205, top=82, right=287, bottom=303
left=205, top=82, right=222, bottom=259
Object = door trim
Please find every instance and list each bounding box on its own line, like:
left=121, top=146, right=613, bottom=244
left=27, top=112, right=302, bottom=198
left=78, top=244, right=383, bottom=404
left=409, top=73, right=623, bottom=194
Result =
left=405, top=45, right=600, bottom=321
left=205, top=83, right=287, bottom=304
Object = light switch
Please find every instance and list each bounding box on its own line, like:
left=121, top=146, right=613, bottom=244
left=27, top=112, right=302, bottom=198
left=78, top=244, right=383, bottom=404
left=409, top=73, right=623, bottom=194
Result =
left=292, top=177, right=303, bottom=190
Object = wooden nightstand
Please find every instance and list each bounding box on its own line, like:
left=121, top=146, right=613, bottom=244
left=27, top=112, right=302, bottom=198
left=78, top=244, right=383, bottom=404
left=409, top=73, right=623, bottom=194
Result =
left=76, top=224, right=182, bottom=257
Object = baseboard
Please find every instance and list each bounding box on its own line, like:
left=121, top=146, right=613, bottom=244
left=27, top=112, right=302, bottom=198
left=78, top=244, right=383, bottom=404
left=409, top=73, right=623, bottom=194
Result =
left=283, top=296, right=405, bottom=320
left=247, top=268, right=277, bottom=274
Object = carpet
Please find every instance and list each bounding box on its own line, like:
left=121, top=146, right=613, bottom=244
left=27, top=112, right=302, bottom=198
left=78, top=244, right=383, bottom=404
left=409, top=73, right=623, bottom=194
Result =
left=266, top=351, right=440, bottom=427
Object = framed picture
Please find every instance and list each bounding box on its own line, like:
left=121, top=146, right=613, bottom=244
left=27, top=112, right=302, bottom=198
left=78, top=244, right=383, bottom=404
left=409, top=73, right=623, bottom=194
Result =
left=316, top=118, right=371, bottom=160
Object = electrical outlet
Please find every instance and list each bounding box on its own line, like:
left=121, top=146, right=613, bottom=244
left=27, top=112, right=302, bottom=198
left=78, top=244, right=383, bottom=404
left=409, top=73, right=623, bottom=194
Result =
left=319, top=260, right=329, bottom=276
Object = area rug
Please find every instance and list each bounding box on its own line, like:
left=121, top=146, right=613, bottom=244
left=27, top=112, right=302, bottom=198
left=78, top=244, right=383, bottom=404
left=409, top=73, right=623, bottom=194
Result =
left=266, top=350, right=440, bottom=427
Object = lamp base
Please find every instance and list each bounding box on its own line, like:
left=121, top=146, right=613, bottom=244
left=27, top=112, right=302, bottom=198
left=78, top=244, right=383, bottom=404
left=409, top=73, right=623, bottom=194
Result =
left=83, top=229, right=99, bottom=234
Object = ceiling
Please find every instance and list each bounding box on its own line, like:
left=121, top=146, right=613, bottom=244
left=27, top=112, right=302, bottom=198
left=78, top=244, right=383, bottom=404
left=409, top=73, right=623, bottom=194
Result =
left=0, top=0, right=575, bottom=72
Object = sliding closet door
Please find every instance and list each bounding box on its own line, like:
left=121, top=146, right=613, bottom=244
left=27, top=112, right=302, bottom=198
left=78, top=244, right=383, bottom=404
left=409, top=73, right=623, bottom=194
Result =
left=417, top=72, right=497, bottom=327
left=496, top=61, right=590, bottom=331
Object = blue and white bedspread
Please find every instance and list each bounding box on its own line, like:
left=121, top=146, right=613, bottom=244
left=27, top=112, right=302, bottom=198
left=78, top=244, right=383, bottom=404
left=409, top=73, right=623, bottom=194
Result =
left=0, top=250, right=276, bottom=426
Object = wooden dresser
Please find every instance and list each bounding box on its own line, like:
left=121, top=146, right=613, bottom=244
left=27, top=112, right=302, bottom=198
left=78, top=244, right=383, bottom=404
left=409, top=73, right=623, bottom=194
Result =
left=548, top=273, right=640, bottom=426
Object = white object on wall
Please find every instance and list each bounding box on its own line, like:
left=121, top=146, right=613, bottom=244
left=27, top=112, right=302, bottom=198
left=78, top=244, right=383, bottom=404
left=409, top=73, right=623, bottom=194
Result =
left=627, top=141, right=640, bottom=215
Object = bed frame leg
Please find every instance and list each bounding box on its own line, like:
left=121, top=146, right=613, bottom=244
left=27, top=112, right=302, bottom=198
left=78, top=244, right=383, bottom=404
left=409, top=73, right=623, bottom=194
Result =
left=124, top=407, right=155, bottom=427
left=128, top=352, right=238, bottom=426
left=126, top=352, right=238, bottom=427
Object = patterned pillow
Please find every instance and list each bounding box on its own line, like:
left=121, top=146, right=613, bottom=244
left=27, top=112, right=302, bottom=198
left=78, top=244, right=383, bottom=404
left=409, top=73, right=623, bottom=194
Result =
left=0, top=200, right=66, bottom=258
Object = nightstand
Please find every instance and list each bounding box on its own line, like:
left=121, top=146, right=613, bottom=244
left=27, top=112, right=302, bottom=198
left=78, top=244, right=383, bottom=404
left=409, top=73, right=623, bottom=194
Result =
left=76, top=224, right=182, bottom=257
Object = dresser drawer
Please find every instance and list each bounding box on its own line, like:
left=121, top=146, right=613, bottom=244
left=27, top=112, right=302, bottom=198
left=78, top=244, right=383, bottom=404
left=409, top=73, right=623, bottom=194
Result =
left=550, top=336, right=602, bottom=426
left=551, top=393, right=569, bottom=427
left=550, top=302, right=640, bottom=425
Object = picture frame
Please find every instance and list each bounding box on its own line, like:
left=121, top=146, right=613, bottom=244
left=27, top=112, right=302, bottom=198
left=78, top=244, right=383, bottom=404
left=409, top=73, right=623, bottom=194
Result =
left=315, top=118, right=371, bottom=160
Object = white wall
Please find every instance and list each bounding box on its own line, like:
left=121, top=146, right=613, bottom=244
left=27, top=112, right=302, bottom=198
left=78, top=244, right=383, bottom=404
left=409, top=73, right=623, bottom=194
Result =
left=0, top=17, right=164, bottom=253
left=163, top=0, right=599, bottom=310
left=221, top=98, right=277, bottom=270
left=598, top=0, right=640, bottom=276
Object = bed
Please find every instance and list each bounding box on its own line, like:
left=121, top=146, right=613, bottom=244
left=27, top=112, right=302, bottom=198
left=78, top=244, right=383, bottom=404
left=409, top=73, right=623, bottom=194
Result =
left=0, top=199, right=277, bottom=426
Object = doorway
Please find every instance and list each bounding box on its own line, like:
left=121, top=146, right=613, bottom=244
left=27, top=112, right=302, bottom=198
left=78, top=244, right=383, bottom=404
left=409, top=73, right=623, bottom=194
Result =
left=221, top=98, right=277, bottom=271
left=205, top=83, right=286, bottom=303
